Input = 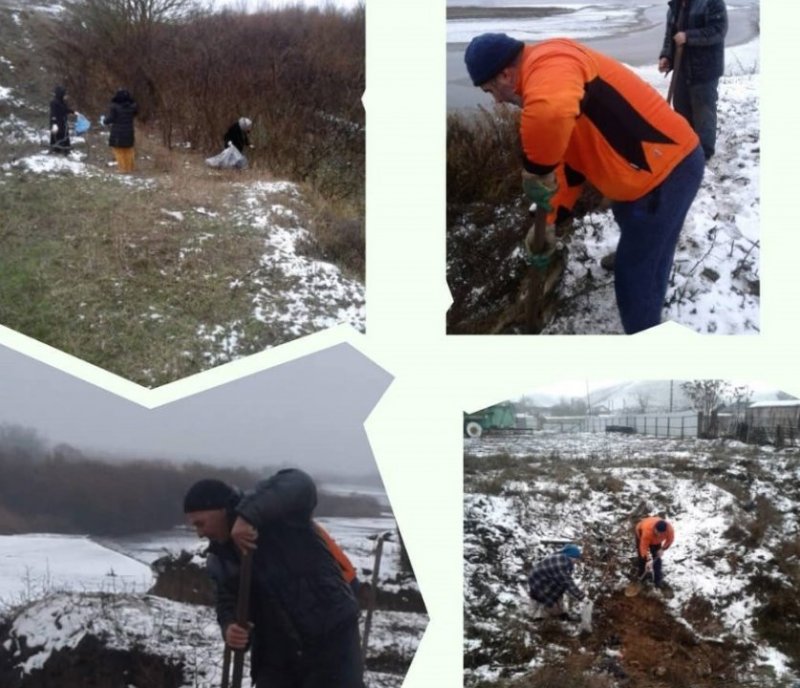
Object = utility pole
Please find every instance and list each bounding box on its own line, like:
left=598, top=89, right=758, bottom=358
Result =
left=669, top=380, right=674, bottom=413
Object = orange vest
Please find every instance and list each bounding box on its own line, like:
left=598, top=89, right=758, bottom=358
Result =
left=635, top=516, right=675, bottom=558
left=314, top=522, right=357, bottom=583
left=515, top=39, right=699, bottom=222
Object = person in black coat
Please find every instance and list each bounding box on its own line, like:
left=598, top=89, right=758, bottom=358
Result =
left=49, top=85, right=74, bottom=154
left=224, top=117, right=253, bottom=153
left=104, top=88, right=138, bottom=172
left=184, top=469, right=364, bottom=688
left=659, top=0, right=728, bottom=160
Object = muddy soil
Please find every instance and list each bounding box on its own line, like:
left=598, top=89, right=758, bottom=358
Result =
left=583, top=592, right=749, bottom=687
left=0, top=631, right=184, bottom=688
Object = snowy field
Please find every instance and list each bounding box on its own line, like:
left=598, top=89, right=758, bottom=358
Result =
left=464, top=433, right=799, bottom=686
left=0, top=535, right=154, bottom=608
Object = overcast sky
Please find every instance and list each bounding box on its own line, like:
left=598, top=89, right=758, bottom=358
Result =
left=0, top=343, right=391, bottom=480
left=522, top=378, right=781, bottom=399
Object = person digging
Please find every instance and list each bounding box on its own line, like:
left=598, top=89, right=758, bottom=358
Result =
left=184, top=469, right=364, bottom=687
left=464, top=33, right=704, bottom=333
left=634, top=516, right=675, bottom=590
left=527, top=544, right=585, bottom=620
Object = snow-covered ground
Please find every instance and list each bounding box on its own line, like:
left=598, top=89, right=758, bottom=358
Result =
left=464, top=432, right=799, bottom=686
left=0, top=534, right=153, bottom=608
left=0, top=517, right=424, bottom=687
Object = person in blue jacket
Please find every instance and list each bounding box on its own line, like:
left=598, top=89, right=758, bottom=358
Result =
left=659, top=0, right=728, bottom=160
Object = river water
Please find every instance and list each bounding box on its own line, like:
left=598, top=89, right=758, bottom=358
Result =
left=447, top=0, right=761, bottom=109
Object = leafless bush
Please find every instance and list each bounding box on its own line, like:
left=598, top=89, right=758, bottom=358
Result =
left=447, top=107, right=521, bottom=210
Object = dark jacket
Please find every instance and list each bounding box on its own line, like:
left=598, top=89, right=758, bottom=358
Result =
left=224, top=122, right=250, bottom=153
left=527, top=553, right=584, bottom=607
left=105, top=89, right=138, bottom=148
left=206, top=469, right=359, bottom=680
left=49, top=86, right=73, bottom=149
left=660, top=0, right=728, bottom=84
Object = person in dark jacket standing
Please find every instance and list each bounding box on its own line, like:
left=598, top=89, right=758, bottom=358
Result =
left=224, top=117, right=253, bottom=153
left=104, top=89, right=138, bottom=173
left=184, top=469, right=363, bottom=688
left=49, top=85, right=74, bottom=154
left=659, top=0, right=728, bottom=160
left=527, top=544, right=585, bottom=619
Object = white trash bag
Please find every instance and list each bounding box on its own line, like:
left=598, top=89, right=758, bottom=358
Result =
left=205, top=144, right=247, bottom=169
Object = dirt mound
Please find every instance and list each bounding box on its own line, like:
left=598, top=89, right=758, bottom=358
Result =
left=0, top=627, right=184, bottom=688
left=148, top=551, right=214, bottom=605
left=588, top=592, right=748, bottom=686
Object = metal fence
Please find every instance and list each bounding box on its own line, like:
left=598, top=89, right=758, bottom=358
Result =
left=542, top=412, right=701, bottom=438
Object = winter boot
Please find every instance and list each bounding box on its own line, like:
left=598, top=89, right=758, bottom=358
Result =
left=600, top=252, right=616, bottom=271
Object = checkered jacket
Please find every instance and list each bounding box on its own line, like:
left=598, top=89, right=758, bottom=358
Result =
left=527, top=553, right=584, bottom=607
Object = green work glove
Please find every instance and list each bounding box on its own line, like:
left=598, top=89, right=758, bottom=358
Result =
left=524, top=221, right=557, bottom=271
left=521, top=170, right=558, bottom=212
left=526, top=252, right=551, bottom=270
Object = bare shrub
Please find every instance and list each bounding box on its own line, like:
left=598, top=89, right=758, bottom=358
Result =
left=447, top=107, right=521, bottom=210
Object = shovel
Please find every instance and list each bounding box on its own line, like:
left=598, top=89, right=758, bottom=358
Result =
left=666, top=43, right=684, bottom=107
left=524, top=205, right=549, bottom=334
left=221, top=549, right=254, bottom=688
left=666, top=1, right=687, bottom=107
left=624, top=567, right=653, bottom=598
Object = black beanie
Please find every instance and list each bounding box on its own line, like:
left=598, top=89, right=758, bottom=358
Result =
left=183, top=479, right=236, bottom=513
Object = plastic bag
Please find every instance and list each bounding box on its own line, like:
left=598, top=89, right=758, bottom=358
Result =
left=205, top=145, right=248, bottom=169
left=74, top=112, right=91, bottom=135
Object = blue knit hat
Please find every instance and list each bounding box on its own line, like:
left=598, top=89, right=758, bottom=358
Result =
left=464, top=33, right=525, bottom=86
left=561, top=544, right=581, bottom=559
left=655, top=520, right=668, bottom=533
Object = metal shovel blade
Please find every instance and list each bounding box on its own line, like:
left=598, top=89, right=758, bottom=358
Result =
left=624, top=569, right=652, bottom=597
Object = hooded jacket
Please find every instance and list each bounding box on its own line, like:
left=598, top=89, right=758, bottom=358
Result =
left=206, top=469, right=359, bottom=679
left=105, top=89, right=138, bottom=148
left=660, top=0, right=728, bottom=84
left=635, top=516, right=675, bottom=558
left=514, top=39, right=699, bottom=225
left=49, top=86, right=73, bottom=147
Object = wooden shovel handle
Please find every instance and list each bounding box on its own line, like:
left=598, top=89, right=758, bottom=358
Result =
left=524, top=206, right=549, bottom=334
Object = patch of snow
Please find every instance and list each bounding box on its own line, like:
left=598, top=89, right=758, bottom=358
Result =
left=161, top=209, right=185, bottom=222
left=0, top=534, right=153, bottom=610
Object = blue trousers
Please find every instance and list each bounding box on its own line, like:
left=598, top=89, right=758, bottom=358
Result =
left=612, top=144, right=704, bottom=334
left=637, top=543, right=665, bottom=587
left=674, top=77, right=720, bottom=160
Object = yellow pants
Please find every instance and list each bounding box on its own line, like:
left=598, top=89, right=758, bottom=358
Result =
left=112, top=146, right=135, bottom=173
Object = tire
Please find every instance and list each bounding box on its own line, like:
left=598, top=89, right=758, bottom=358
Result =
left=465, top=422, right=483, bottom=438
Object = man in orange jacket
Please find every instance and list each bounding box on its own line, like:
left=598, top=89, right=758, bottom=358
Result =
left=464, top=34, right=705, bottom=334
left=635, top=516, right=675, bottom=588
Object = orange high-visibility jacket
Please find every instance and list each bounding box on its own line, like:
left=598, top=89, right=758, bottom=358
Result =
left=515, top=39, right=700, bottom=223
left=314, top=522, right=358, bottom=584
left=635, top=516, right=675, bottom=558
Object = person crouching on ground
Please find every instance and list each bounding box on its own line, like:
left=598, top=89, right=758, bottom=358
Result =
left=527, top=544, right=585, bottom=619
left=464, top=33, right=705, bottom=334
left=635, top=516, right=675, bottom=588
left=183, top=469, right=364, bottom=687
left=224, top=117, right=254, bottom=153
left=104, top=89, right=138, bottom=173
